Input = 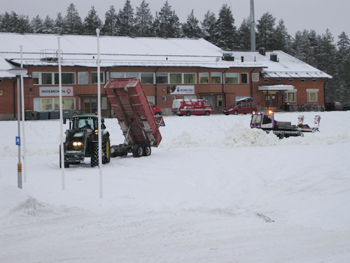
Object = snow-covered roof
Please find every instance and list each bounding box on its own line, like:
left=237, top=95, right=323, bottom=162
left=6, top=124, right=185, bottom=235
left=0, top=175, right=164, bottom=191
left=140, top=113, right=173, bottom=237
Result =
left=0, top=33, right=331, bottom=79
left=258, top=85, right=295, bottom=91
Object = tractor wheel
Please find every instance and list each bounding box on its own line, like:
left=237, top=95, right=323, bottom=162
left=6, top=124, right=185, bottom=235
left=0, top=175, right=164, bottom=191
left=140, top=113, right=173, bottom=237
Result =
left=143, top=145, right=152, bottom=156
left=102, top=137, right=110, bottom=164
left=91, top=142, right=99, bottom=167
left=132, top=145, right=143, bottom=157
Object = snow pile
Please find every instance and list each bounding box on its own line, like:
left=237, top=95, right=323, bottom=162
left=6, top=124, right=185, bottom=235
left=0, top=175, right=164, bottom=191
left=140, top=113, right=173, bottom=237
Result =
left=1, top=111, right=350, bottom=262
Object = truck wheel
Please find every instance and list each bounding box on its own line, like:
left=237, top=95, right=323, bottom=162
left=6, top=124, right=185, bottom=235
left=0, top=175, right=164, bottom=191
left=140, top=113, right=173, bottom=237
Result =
left=233, top=110, right=238, bottom=115
left=102, top=137, right=110, bottom=164
left=143, top=145, right=151, bottom=156
left=185, top=111, right=191, bottom=116
left=132, top=145, right=143, bottom=157
left=91, top=142, right=99, bottom=167
left=205, top=111, right=210, bottom=116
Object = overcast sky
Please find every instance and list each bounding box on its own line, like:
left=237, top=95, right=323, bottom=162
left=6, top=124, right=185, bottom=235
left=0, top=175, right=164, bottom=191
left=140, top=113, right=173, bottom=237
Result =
left=2, top=0, right=350, bottom=39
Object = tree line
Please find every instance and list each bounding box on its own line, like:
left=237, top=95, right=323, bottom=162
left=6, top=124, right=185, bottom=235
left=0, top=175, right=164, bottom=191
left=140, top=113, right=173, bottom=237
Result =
left=1, top=1, right=349, bottom=102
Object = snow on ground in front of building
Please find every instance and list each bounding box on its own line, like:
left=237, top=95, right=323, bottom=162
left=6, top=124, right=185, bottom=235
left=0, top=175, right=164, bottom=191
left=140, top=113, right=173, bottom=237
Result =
left=1, top=111, right=350, bottom=262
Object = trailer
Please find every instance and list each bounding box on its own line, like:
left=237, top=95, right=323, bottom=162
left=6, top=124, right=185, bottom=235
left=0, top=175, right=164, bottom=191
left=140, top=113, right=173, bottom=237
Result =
left=250, top=111, right=320, bottom=139
left=104, top=78, right=164, bottom=157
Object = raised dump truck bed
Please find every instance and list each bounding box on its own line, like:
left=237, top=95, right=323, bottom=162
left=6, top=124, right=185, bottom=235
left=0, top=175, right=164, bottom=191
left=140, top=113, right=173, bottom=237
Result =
left=104, top=78, right=163, bottom=157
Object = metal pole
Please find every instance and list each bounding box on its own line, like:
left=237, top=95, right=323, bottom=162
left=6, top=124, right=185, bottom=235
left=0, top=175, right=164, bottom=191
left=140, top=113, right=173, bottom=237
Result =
left=17, top=76, right=22, bottom=189
left=20, top=45, right=27, bottom=183
left=58, top=37, right=65, bottom=190
left=250, top=0, right=256, bottom=51
left=96, top=28, right=103, bottom=198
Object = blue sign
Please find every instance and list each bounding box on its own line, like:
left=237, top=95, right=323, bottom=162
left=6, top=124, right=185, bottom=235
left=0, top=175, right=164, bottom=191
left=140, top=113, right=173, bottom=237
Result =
left=16, top=136, right=21, bottom=146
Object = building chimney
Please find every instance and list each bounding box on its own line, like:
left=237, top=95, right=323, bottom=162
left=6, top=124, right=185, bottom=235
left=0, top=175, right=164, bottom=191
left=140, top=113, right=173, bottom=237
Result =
left=241, top=56, right=244, bottom=62
left=250, top=0, right=256, bottom=51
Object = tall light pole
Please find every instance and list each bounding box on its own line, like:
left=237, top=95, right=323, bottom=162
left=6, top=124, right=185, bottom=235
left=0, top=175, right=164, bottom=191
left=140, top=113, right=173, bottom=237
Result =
left=250, top=0, right=256, bottom=51
left=8, top=67, right=28, bottom=189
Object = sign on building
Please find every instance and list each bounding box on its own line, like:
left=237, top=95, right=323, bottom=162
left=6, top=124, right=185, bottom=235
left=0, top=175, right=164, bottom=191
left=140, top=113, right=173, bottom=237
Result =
left=40, top=87, right=74, bottom=97
left=167, top=85, right=195, bottom=95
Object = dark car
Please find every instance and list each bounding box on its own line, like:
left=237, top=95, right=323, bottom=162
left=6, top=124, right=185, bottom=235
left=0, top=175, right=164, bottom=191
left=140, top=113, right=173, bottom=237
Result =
left=223, top=102, right=258, bottom=115
left=342, top=102, right=350, bottom=111
left=325, top=102, right=343, bottom=111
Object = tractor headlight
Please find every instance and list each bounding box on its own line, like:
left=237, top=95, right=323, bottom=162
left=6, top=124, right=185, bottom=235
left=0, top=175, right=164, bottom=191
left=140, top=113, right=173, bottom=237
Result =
left=73, top=141, right=83, bottom=147
left=95, top=130, right=98, bottom=135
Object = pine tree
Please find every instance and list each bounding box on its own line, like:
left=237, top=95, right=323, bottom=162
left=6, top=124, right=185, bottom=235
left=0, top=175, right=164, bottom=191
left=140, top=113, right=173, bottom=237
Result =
left=42, top=16, right=55, bottom=34
left=182, top=10, right=202, bottom=38
left=31, top=15, right=44, bottom=33
left=54, top=13, right=64, bottom=35
left=63, top=3, right=83, bottom=35
left=134, top=0, right=154, bottom=37
left=336, top=32, right=350, bottom=101
left=118, top=0, right=135, bottom=36
left=237, top=17, right=251, bottom=50
left=103, top=6, right=119, bottom=36
left=201, top=11, right=216, bottom=44
left=214, top=4, right=237, bottom=51
left=274, top=19, right=292, bottom=53
left=7, top=11, right=21, bottom=33
left=17, top=15, right=32, bottom=33
left=154, top=1, right=181, bottom=38
left=256, top=12, right=276, bottom=50
left=84, top=6, right=102, bottom=35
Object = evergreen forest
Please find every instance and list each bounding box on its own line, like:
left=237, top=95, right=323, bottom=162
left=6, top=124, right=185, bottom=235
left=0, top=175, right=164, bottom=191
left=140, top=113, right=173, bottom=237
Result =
left=1, top=1, right=349, bottom=102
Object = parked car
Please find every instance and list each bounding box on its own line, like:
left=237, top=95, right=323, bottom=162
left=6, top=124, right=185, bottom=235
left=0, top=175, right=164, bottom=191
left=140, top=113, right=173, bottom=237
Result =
left=223, top=102, right=258, bottom=115
left=342, top=102, right=350, bottom=111
left=149, top=102, right=162, bottom=115
left=325, top=102, right=343, bottom=111
left=172, top=99, right=214, bottom=116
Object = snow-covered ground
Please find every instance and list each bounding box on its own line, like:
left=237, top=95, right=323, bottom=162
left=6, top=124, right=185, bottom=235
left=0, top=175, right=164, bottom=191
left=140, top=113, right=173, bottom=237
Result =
left=1, top=111, right=350, bottom=263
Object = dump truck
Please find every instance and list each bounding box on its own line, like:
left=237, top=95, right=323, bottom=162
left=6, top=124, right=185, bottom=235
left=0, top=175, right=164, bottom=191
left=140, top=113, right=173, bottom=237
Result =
left=105, top=78, right=164, bottom=157
left=250, top=111, right=321, bottom=139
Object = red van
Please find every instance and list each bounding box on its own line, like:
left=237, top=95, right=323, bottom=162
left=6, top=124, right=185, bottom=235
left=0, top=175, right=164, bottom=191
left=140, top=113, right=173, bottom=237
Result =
left=149, top=102, right=162, bottom=115
left=172, top=99, right=215, bottom=116
left=223, top=102, right=257, bottom=115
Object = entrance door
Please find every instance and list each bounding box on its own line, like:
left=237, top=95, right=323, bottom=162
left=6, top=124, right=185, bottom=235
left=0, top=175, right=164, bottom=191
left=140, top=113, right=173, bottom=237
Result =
left=265, top=92, right=277, bottom=109
left=84, top=98, right=97, bottom=114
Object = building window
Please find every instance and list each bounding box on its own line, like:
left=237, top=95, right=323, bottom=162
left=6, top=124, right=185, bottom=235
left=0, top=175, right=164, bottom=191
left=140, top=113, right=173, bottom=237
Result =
left=170, top=73, right=182, bottom=84
left=34, top=98, right=75, bottom=111
left=125, top=72, right=139, bottom=78
left=55, top=73, right=76, bottom=85
left=147, top=96, right=155, bottom=103
left=252, top=73, right=259, bottom=82
left=91, top=72, right=105, bottom=84
left=285, top=92, right=296, bottom=102
left=217, top=95, right=223, bottom=107
left=241, top=73, right=248, bottom=84
left=184, top=73, right=196, bottom=84
left=33, top=72, right=39, bottom=84
left=78, top=72, right=89, bottom=85
left=211, top=72, right=222, bottom=84
left=41, top=73, right=52, bottom=84
left=301, top=79, right=306, bottom=83
left=110, top=72, right=124, bottom=78
left=162, top=96, right=166, bottom=102
left=276, top=79, right=282, bottom=83
left=312, top=79, right=317, bottom=83
left=199, top=72, right=209, bottom=84
left=225, top=73, right=239, bottom=84
left=141, top=73, right=154, bottom=84
left=184, top=96, right=196, bottom=100
left=156, top=73, right=168, bottom=84
left=307, top=89, right=319, bottom=102
left=264, top=79, right=269, bottom=83
left=288, top=79, right=294, bottom=83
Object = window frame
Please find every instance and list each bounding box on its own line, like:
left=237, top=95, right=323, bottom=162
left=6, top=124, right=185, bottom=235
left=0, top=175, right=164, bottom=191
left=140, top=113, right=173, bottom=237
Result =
left=199, top=72, right=209, bottom=84
left=91, top=72, right=105, bottom=85
left=225, top=73, right=239, bottom=84
left=241, top=73, right=249, bottom=84
left=211, top=72, right=222, bottom=84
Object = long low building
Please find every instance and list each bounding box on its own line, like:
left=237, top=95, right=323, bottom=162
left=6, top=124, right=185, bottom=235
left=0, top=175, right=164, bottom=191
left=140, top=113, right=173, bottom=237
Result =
left=0, top=33, right=332, bottom=120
